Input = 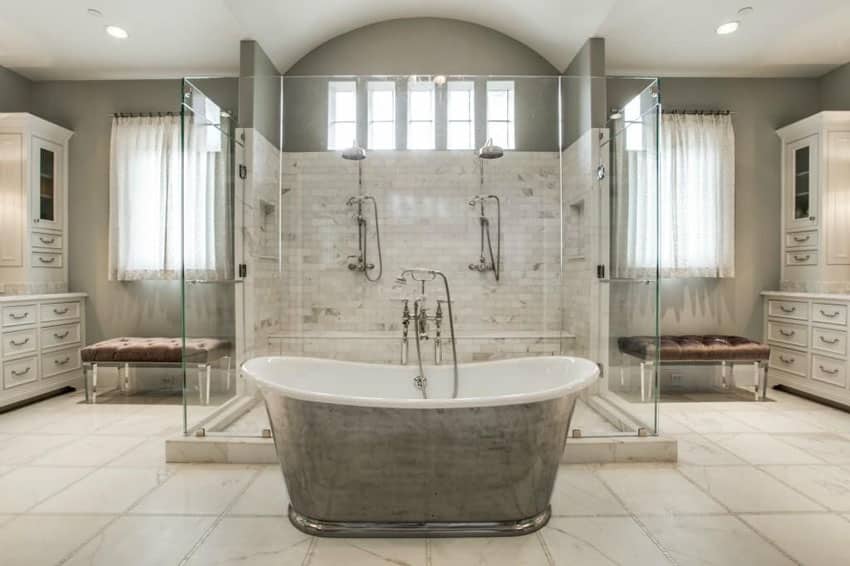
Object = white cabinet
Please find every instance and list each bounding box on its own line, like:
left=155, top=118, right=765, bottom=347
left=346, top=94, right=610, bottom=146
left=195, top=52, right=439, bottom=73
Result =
left=763, top=291, right=850, bottom=407
left=0, top=114, right=73, bottom=295
left=777, top=112, right=850, bottom=292
left=0, top=293, right=86, bottom=409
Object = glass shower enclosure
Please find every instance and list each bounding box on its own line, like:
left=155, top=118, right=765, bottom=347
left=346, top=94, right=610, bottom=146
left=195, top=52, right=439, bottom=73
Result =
left=178, top=74, right=661, bottom=439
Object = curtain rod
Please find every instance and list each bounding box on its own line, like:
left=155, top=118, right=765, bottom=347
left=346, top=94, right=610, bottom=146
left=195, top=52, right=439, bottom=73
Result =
left=111, top=112, right=180, bottom=118
left=663, top=109, right=734, bottom=115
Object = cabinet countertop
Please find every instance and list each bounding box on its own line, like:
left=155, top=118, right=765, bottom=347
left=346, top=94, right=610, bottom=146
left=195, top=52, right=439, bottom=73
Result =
left=762, top=290, right=850, bottom=302
left=0, top=292, right=87, bottom=304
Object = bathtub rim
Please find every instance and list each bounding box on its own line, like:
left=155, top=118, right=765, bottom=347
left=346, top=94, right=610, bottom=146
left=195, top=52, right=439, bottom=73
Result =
left=242, top=355, right=599, bottom=409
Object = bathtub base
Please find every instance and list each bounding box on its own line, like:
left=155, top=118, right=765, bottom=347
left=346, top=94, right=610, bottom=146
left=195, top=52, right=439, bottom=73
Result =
left=288, top=505, right=551, bottom=538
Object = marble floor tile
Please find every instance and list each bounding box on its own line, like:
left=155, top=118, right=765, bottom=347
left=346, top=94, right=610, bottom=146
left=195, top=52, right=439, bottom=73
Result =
left=430, top=535, right=550, bottom=566
left=310, top=538, right=426, bottom=566
left=742, top=513, right=850, bottom=566
left=549, top=465, right=628, bottom=516
left=104, top=437, right=169, bottom=469
left=596, top=465, right=725, bottom=515
left=0, top=514, right=113, bottom=566
left=794, top=408, right=850, bottom=432
left=35, top=410, right=136, bottom=435
left=705, top=433, right=825, bottom=465
left=673, top=434, right=747, bottom=466
left=642, top=515, right=794, bottom=566
left=541, top=516, right=670, bottom=566
left=655, top=414, right=694, bottom=434
left=64, top=515, right=215, bottom=566
left=0, top=466, right=92, bottom=512
left=762, top=465, right=850, bottom=511
left=30, top=434, right=146, bottom=467
left=774, top=433, right=850, bottom=464
left=93, top=411, right=182, bottom=437
left=0, top=433, right=76, bottom=464
left=131, top=465, right=257, bottom=515
left=722, top=410, right=827, bottom=433
left=186, top=516, right=311, bottom=565
left=33, top=467, right=172, bottom=513
left=228, top=465, right=288, bottom=516
left=679, top=465, right=823, bottom=512
left=665, top=411, right=758, bottom=434
left=0, top=408, right=66, bottom=433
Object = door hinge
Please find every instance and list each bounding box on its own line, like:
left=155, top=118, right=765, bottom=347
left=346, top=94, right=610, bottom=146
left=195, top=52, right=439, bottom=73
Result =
left=238, top=164, right=247, bottom=180
left=596, top=164, right=606, bottom=180
left=238, top=263, right=247, bottom=278
left=597, top=362, right=604, bottom=378
left=596, top=264, right=606, bottom=279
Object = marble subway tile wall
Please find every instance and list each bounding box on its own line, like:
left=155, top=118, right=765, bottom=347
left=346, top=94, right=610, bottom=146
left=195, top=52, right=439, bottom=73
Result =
left=275, top=150, right=565, bottom=361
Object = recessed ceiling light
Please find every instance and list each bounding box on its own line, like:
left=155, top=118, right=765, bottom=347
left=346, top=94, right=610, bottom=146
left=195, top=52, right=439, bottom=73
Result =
left=716, top=21, right=739, bottom=35
left=105, top=25, right=128, bottom=39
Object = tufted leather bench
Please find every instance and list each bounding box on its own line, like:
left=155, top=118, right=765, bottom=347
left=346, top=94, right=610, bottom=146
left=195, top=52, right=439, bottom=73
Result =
left=81, top=337, right=231, bottom=404
left=618, top=335, right=770, bottom=401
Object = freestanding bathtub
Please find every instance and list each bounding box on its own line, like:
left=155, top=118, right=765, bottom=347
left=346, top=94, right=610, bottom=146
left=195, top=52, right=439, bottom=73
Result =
left=242, top=355, right=599, bottom=537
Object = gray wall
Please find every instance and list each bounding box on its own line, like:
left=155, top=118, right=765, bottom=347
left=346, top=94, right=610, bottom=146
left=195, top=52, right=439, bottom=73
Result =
left=27, top=78, right=238, bottom=343
left=282, top=18, right=560, bottom=152
left=562, top=38, right=607, bottom=148
left=819, top=62, right=850, bottom=110
left=620, top=78, right=821, bottom=340
left=0, top=66, right=32, bottom=112
left=239, top=40, right=282, bottom=149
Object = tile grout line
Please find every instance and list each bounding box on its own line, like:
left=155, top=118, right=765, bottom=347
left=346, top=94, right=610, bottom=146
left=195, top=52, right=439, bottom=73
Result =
left=177, top=465, right=266, bottom=566
left=300, top=536, right=318, bottom=566
left=535, top=529, right=556, bottom=566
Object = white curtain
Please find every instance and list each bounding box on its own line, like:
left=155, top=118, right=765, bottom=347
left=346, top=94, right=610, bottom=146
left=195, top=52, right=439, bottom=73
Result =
left=108, top=115, right=231, bottom=281
left=612, top=112, right=735, bottom=279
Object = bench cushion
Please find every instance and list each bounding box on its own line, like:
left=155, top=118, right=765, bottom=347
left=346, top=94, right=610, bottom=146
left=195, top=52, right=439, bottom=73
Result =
left=81, top=337, right=230, bottom=364
left=618, top=335, right=770, bottom=362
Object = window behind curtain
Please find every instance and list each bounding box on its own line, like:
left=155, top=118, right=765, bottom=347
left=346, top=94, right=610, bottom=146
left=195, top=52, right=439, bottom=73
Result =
left=328, top=81, right=357, bottom=150
left=447, top=81, right=475, bottom=150
left=367, top=81, right=395, bottom=150
left=486, top=80, right=515, bottom=150
left=108, top=114, right=232, bottom=281
left=612, top=99, right=735, bottom=279
left=407, top=81, right=435, bottom=150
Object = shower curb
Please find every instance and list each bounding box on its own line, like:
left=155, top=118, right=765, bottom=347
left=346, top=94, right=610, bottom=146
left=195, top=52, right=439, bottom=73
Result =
left=165, top=435, right=677, bottom=465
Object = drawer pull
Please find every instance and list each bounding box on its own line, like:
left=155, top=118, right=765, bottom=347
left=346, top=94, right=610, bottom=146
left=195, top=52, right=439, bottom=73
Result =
left=793, top=235, right=810, bottom=243
left=819, top=336, right=840, bottom=345
left=778, top=329, right=796, bottom=337
left=39, top=236, right=56, bottom=244
left=11, top=367, right=31, bottom=377
left=819, top=365, right=840, bottom=375
left=9, top=337, right=30, bottom=346
left=54, top=357, right=71, bottom=366
left=779, top=305, right=796, bottom=313
left=53, top=330, right=70, bottom=339
left=38, top=256, right=57, bottom=264
left=793, top=254, right=811, bottom=262
left=820, top=310, right=840, bottom=318
left=8, top=312, right=29, bottom=320
left=53, top=307, right=69, bottom=315
left=779, top=355, right=796, bottom=364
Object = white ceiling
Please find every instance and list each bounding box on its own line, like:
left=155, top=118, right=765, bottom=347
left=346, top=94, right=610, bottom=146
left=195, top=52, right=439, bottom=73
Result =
left=0, top=0, right=848, bottom=80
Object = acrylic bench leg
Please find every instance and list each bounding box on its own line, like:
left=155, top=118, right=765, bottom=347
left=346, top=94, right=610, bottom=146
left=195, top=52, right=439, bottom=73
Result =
left=640, top=362, right=646, bottom=402
left=205, top=364, right=211, bottom=405
left=83, top=363, right=91, bottom=403
left=92, top=363, right=98, bottom=404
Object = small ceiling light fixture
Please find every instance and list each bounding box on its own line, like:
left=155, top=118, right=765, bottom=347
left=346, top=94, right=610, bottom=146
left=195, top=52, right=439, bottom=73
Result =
left=716, top=21, right=740, bottom=35
left=737, top=6, right=754, bottom=17
left=105, top=25, right=129, bottom=39
left=87, top=8, right=102, bottom=17
left=433, top=75, right=447, bottom=86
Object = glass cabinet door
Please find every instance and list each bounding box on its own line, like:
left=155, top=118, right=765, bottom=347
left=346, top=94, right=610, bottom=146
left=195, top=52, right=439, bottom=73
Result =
left=788, top=134, right=818, bottom=228
left=31, top=137, right=63, bottom=229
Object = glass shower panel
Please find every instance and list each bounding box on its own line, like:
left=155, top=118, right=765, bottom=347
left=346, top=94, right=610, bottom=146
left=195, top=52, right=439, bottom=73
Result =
left=180, top=78, right=243, bottom=435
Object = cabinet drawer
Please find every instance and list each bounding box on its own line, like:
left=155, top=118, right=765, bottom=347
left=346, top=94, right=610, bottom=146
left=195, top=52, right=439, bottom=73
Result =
left=1, top=304, right=37, bottom=327
left=3, top=355, right=38, bottom=389
left=40, top=322, right=80, bottom=350
left=41, top=346, right=80, bottom=378
left=767, top=299, right=808, bottom=321
left=785, top=251, right=817, bottom=266
left=40, top=301, right=80, bottom=323
left=769, top=346, right=807, bottom=376
left=767, top=320, right=809, bottom=348
left=31, top=251, right=62, bottom=269
left=3, top=328, right=37, bottom=358
left=811, top=327, right=847, bottom=357
left=812, top=303, right=848, bottom=326
left=812, top=355, right=847, bottom=388
left=31, top=231, right=63, bottom=250
left=786, top=229, right=818, bottom=249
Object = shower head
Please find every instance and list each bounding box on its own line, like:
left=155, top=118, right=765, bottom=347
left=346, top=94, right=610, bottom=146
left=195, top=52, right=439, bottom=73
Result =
left=342, top=140, right=366, bottom=161
left=478, top=138, right=504, bottom=160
